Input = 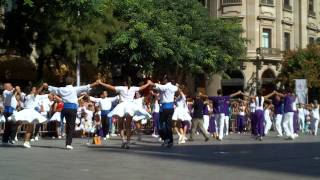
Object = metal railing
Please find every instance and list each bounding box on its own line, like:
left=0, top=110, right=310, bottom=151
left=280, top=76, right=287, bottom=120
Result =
left=257, top=47, right=282, bottom=57
left=260, top=0, right=274, bottom=6
left=222, top=0, right=242, bottom=6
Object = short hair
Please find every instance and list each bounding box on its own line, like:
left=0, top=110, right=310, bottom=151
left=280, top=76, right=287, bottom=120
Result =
left=65, top=76, right=74, bottom=85
left=217, top=89, right=223, bottom=95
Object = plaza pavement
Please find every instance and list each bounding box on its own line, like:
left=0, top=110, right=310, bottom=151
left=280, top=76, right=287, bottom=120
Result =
left=0, top=132, right=320, bottom=180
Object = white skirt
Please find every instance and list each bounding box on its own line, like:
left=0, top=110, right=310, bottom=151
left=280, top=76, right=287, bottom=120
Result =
left=0, top=115, right=5, bottom=122
left=172, top=106, right=192, bottom=121
left=108, top=101, right=151, bottom=120
left=10, top=109, right=47, bottom=123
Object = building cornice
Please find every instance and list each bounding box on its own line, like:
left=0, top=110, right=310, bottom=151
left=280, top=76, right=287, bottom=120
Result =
left=257, top=15, right=276, bottom=21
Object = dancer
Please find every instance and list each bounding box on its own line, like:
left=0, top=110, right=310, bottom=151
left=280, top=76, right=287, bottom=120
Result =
left=150, top=75, right=178, bottom=147
left=43, top=76, right=99, bottom=150
left=264, top=101, right=272, bottom=135
left=9, top=86, right=47, bottom=148
left=89, top=91, right=119, bottom=140
left=99, top=77, right=152, bottom=149
left=237, top=100, right=246, bottom=134
left=189, top=92, right=209, bottom=142
left=172, top=86, right=192, bottom=144
left=275, top=90, right=296, bottom=140
left=205, top=89, right=242, bottom=141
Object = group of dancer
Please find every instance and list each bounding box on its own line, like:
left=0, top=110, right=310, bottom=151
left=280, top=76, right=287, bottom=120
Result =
left=0, top=75, right=319, bottom=150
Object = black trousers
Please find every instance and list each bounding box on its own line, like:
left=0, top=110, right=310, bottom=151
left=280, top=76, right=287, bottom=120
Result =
left=101, top=114, right=110, bottom=137
left=2, top=112, right=16, bottom=143
left=61, top=109, right=77, bottom=146
left=159, top=108, right=174, bottom=143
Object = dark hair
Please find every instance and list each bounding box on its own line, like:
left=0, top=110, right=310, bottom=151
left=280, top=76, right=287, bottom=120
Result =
left=257, top=89, right=262, bottom=106
left=217, top=89, right=223, bottom=95
left=65, top=76, right=74, bottom=85
left=124, top=76, right=132, bottom=89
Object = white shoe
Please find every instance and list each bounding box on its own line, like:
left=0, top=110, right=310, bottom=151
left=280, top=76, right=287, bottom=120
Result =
left=293, top=133, right=299, bottom=138
left=23, top=142, right=31, bottom=148
left=52, top=136, right=56, bottom=139
left=106, top=134, right=110, bottom=139
left=181, top=139, right=186, bottom=144
left=158, top=138, right=163, bottom=142
left=14, top=136, right=18, bottom=142
left=151, top=133, right=159, bottom=138
left=30, top=139, right=35, bottom=142
left=35, top=136, right=39, bottom=141
left=277, top=134, right=283, bottom=137
left=66, top=145, right=74, bottom=150
left=58, top=136, right=62, bottom=139
left=111, top=133, right=117, bottom=137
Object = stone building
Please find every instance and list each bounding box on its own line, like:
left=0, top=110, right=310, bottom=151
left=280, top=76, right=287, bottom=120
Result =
left=202, top=0, right=320, bottom=95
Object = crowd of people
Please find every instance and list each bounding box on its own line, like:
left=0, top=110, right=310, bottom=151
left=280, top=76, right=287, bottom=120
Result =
left=0, top=75, right=319, bottom=150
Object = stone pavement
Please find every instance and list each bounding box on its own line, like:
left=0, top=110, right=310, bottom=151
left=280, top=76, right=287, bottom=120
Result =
left=0, top=132, right=320, bottom=180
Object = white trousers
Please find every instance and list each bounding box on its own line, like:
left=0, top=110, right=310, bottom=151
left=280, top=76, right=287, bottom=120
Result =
left=312, top=118, right=319, bottom=135
left=275, top=114, right=283, bottom=136
left=298, top=116, right=305, bottom=133
left=203, top=115, right=210, bottom=134
left=216, top=113, right=225, bottom=140
left=264, top=118, right=272, bottom=135
left=283, top=112, right=294, bottom=138
left=224, top=116, right=229, bottom=135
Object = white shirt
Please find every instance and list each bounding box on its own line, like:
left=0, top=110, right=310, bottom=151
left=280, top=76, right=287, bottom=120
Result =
left=90, top=96, right=119, bottom=110
left=255, top=96, right=264, bottom=111
left=312, top=105, right=319, bottom=120
left=239, top=106, right=245, bottom=116
left=115, top=86, right=140, bottom=102
left=154, top=82, right=178, bottom=103
left=298, top=107, right=305, bottom=118
left=153, top=102, right=160, bottom=113
left=176, top=95, right=187, bottom=108
left=249, top=102, right=256, bottom=113
left=3, top=89, right=16, bottom=107
left=24, top=94, right=38, bottom=109
left=49, top=85, right=90, bottom=104
left=37, top=94, right=52, bottom=112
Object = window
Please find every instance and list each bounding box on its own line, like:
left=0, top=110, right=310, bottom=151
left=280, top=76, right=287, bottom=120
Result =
left=198, top=0, right=207, bottom=7
left=222, top=0, right=242, bottom=6
left=309, top=37, right=315, bottom=44
left=262, top=29, right=272, bottom=48
left=283, top=0, right=292, bottom=11
left=284, top=32, right=290, bottom=50
left=260, top=0, right=274, bottom=6
left=309, top=0, right=315, bottom=16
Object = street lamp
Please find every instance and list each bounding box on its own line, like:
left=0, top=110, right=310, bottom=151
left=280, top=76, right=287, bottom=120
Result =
left=76, top=10, right=81, bottom=87
left=255, top=47, right=263, bottom=94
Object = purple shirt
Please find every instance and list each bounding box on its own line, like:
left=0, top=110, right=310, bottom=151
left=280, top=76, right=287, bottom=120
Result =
left=284, top=95, right=294, bottom=113
left=209, top=96, right=230, bottom=114
left=273, top=97, right=283, bottom=114
left=203, top=105, right=209, bottom=115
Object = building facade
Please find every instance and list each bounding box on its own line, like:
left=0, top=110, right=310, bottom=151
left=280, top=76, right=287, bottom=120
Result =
left=203, top=0, right=320, bottom=95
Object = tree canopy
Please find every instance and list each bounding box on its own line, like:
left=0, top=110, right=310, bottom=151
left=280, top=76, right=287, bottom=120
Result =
left=278, top=44, right=320, bottom=88
left=0, top=0, right=247, bottom=84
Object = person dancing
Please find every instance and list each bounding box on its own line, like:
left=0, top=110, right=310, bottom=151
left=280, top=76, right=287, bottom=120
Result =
left=99, top=77, right=152, bottom=149
left=43, top=76, right=99, bottom=150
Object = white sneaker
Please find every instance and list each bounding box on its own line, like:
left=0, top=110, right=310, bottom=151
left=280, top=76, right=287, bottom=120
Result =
left=151, top=133, right=159, bottom=138
left=14, top=136, right=18, bottom=142
left=58, top=136, right=62, bottom=139
left=35, top=136, right=39, bottom=141
left=30, top=139, right=35, bottom=142
left=293, top=133, right=299, bottom=138
left=158, top=138, right=163, bottom=142
left=52, top=136, right=56, bottom=139
left=111, top=133, right=117, bottom=137
left=66, top=145, right=74, bottom=150
left=23, top=142, right=31, bottom=148
left=106, top=134, right=110, bottom=139
left=103, top=137, right=107, bottom=141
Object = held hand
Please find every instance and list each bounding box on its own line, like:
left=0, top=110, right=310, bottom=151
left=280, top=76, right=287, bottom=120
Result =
left=43, top=83, right=48, bottom=89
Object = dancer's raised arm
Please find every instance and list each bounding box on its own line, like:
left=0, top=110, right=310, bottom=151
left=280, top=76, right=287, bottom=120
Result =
left=99, top=82, right=116, bottom=92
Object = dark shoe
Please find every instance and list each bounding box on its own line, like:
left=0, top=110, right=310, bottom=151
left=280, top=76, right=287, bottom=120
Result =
left=166, top=142, right=173, bottom=148
left=205, top=137, right=209, bottom=142
left=188, top=138, right=194, bottom=142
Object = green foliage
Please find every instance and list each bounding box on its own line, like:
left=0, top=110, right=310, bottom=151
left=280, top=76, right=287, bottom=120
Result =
left=103, top=0, right=247, bottom=78
left=279, top=45, right=320, bottom=88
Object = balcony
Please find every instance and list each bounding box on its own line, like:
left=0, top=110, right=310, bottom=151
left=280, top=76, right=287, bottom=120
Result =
left=260, top=0, right=274, bottom=7
left=308, top=11, right=316, bottom=17
left=283, top=4, right=292, bottom=11
left=222, top=0, right=242, bottom=6
left=257, top=47, right=282, bottom=57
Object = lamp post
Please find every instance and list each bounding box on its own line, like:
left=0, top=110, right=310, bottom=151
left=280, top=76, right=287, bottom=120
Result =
left=255, top=47, right=263, bottom=94
left=76, top=10, right=81, bottom=87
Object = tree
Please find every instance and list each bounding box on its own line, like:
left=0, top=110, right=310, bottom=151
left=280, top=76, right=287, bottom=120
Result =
left=278, top=44, right=320, bottom=89
left=103, top=0, right=247, bottom=81
left=1, top=0, right=119, bottom=82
